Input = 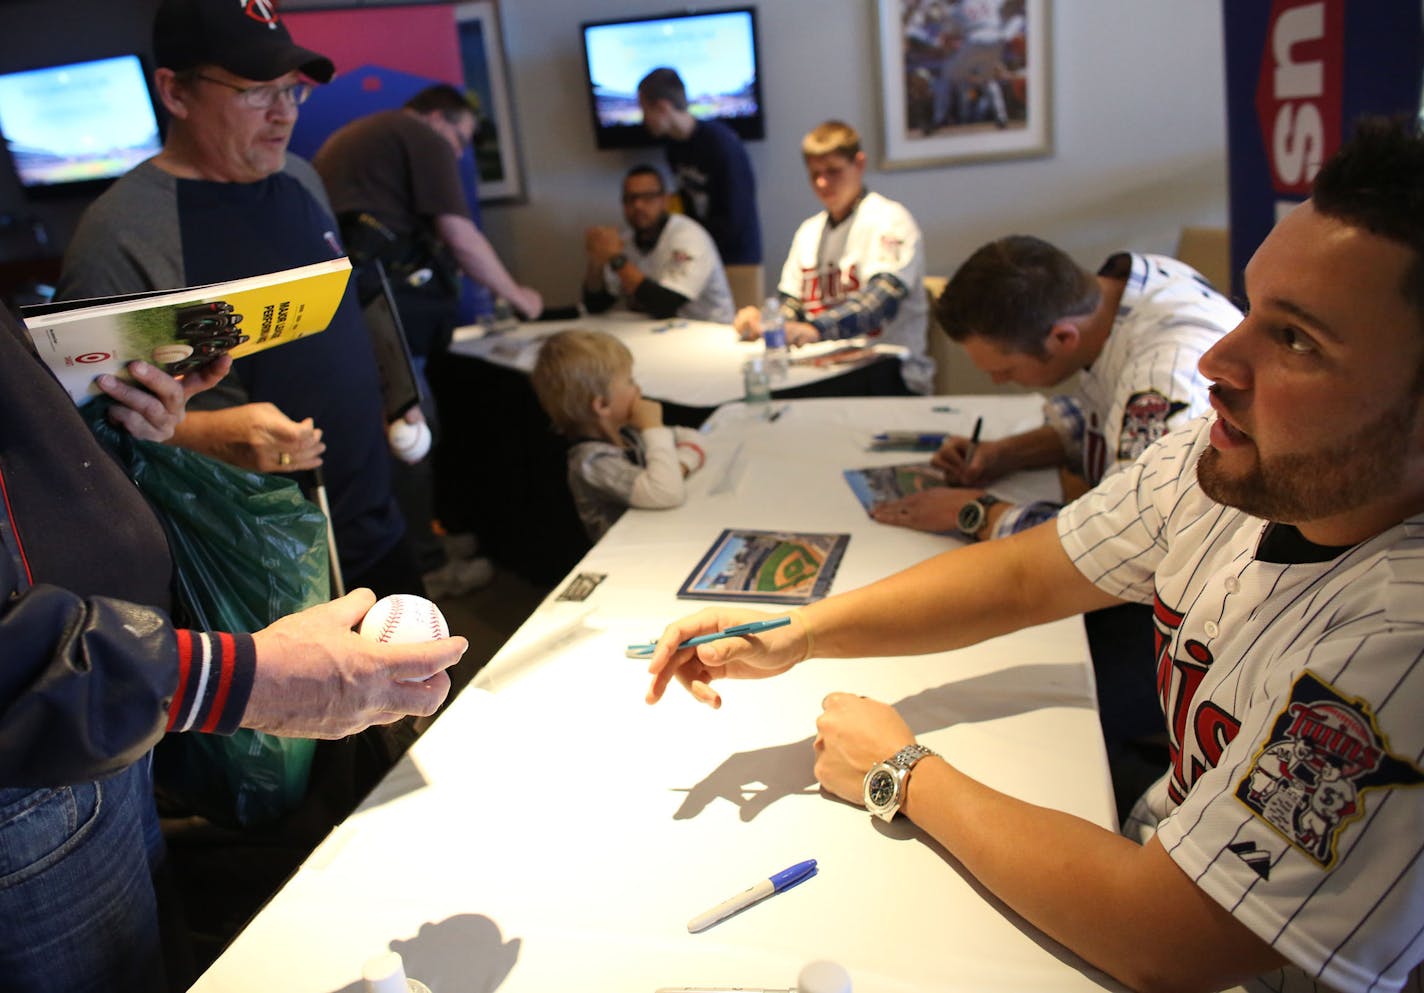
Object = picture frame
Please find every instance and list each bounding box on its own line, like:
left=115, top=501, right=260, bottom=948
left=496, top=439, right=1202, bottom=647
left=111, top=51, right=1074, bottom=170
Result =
left=875, top=0, right=1052, bottom=170
left=454, top=1, right=525, bottom=202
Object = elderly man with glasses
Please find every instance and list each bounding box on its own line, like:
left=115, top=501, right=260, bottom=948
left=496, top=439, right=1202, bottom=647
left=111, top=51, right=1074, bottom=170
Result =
left=59, top=0, right=425, bottom=605
left=54, top=4, right=434, bottom=976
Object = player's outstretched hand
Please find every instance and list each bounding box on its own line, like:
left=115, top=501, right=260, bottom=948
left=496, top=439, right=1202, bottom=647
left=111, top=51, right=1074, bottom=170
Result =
left=644, top=606, right=812, bottom=708
left=246, top=589, right=467, bottom=739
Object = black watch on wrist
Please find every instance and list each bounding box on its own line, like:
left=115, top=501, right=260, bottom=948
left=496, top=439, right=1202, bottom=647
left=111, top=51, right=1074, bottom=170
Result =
left=956, top=493, right=1002, bottom=539
left=608, top=253, right=628, bottom=272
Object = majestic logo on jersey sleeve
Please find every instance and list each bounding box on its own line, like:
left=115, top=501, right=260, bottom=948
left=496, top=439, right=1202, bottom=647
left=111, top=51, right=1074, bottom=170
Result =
left=1118, top=390, right=1187, bottom=462
left=1235, top=670, right=1424, bottom=869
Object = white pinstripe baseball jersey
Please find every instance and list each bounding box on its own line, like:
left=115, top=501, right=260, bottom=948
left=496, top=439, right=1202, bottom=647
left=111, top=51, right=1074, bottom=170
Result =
left=1062, top=252, right=1241, bottom=485
left=1058, top=416, right=1424, bottom=993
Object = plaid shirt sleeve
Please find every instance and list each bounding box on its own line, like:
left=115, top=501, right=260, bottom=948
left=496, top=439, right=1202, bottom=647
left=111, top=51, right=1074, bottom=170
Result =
left=989, top=500, right=1062, bottom=539
left=1043, top=394, right=1086, bottom=467
left=789, top=272, right=910, bottom=341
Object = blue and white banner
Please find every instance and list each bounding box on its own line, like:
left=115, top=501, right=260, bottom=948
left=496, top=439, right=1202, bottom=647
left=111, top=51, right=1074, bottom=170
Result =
left=1223, top=1, right=1423, bottom=292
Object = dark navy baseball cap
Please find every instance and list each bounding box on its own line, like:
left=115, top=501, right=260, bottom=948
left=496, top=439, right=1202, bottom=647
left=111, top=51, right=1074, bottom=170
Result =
left=153, top=0, right=335, bottom=84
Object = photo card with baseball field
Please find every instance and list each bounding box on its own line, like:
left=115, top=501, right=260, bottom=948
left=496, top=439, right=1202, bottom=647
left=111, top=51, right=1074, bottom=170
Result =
left=678, top=528, right=850, bottom=605
left=23, top=258, right=352, bottom=405
left=842, top=461, right=945, bottom=513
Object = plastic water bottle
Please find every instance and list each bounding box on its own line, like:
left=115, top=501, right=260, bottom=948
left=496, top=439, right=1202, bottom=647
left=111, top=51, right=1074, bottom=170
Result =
left=742, top=356, right=772, bottom=420
left=760, top=296, right=789, bottom=381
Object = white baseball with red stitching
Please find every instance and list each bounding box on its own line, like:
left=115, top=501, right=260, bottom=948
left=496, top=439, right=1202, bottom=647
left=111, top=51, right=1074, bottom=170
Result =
left=358, top=593, right=449, bottom=645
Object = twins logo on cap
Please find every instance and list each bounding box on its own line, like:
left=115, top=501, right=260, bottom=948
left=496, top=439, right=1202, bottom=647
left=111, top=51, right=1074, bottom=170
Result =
left=243, top=0, right=279, bottom=27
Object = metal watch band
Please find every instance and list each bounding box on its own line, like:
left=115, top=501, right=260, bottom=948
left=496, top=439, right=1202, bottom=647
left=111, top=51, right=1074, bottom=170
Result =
left=887, top=742, right=937, bottom=772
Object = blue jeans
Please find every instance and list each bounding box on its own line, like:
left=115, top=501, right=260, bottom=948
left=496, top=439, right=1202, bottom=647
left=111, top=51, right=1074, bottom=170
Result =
left=0, top=760, right=166, bottom=992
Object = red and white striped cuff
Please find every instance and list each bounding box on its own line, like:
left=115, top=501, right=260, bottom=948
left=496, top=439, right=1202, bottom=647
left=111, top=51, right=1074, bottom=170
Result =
left=166, top=630, right=257, bottom=735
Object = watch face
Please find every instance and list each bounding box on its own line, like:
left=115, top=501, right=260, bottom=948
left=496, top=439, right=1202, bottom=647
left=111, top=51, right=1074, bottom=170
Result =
left=866, top=769, right=897, bottom=808
left=957, top=501, right=982, bottom=535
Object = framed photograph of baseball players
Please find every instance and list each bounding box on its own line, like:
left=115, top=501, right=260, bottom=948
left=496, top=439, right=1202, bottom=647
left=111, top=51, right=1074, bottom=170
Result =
left=454, top=1, right=525, bottom=202
left=876, top=0, right=1053, bottom=170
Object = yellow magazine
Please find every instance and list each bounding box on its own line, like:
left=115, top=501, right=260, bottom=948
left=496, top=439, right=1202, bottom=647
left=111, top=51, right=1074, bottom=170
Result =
left=23, top=258, right=352, bottom=405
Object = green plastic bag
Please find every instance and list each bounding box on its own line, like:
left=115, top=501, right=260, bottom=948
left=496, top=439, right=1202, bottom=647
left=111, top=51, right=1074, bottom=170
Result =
left=85, top=400, right=328, bottom=828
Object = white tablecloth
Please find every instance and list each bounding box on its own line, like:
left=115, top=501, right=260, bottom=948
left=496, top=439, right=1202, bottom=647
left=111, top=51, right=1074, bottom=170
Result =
left=190, top=396, right=1127, bottom=993
left=448, top=311, right=909, bottom=409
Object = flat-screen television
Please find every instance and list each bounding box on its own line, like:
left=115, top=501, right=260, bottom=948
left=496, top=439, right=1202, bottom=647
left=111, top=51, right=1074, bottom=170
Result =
left=580, top=6, right=763, bottom=150
left=0, top=54, right=163, bottom=194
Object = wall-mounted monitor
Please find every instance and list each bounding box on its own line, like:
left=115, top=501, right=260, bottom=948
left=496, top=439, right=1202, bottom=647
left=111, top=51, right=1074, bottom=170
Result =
left=0, top=54, right=163, bottom=195
left=580, top=6, right=763, bottom=150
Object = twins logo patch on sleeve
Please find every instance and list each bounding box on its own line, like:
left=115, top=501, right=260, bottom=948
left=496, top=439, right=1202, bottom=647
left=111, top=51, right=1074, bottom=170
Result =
left=1118, top=389, right=1187, bottom=462
left=1235, top=670, right=1424, bottom=869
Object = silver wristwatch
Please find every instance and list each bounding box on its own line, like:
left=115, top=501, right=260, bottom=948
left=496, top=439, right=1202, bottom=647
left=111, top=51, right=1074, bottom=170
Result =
left=956, top=493, right=1002, bottom=539
left=863, top=743, right=938, bottom=822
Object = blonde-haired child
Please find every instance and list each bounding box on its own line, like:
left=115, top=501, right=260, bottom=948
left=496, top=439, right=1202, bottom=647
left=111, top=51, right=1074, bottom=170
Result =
left=532, top=329, right=705, bottom=541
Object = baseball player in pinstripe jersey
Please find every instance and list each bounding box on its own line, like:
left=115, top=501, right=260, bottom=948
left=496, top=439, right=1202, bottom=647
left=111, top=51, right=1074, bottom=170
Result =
left=647, top=120, right=1424, bottom=993
left=873, top=235, right=1241, bottom=541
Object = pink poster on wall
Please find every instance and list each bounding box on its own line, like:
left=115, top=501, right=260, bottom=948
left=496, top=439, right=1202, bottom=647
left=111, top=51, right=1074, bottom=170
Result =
left=284, top=5, right=464, bottom=84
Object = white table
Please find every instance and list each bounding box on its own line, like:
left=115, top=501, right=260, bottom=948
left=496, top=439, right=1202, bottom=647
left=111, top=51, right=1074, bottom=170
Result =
left=190, top=396, right=1125, bottom=993
left=449, top=311, right=911, bottom=409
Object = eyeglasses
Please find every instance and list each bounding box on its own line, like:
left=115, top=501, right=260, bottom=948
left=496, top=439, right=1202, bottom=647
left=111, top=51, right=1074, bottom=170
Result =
left=193, top=74, right=312, bottom=110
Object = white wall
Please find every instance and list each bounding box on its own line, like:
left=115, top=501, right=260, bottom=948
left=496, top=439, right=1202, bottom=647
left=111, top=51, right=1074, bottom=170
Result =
left=480, top=0, right=1229, bottom=309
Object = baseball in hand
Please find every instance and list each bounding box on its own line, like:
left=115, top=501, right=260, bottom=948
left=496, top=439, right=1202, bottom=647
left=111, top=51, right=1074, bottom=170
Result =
left=359, top=594, right=449, bottom=682
left=388, top=418, right=432, bottom=464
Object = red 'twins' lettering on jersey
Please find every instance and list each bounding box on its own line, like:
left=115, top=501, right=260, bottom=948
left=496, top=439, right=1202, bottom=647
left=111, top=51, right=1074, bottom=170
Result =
left=798, top=263, right=861, bottom=317
left=1153, top=594, right=1243, bottom=804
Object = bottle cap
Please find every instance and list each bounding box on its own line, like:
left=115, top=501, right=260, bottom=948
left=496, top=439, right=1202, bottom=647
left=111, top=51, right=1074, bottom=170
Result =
left=362, top=951, right=409, bottom=993
left=798, top=960, right=852, bottom=993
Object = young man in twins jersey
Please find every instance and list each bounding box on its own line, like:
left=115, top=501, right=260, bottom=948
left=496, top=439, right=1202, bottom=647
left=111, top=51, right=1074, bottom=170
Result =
left=647, top=119, right=1424, bottom=993
left=732, top=120, right=934, bottom=394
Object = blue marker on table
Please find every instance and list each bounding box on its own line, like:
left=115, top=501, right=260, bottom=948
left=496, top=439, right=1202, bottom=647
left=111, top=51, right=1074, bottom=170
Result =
left=870, top=430, right=947, bottom=451
left=625, top=616, right=791, bottom=658
left=687, top=859, right=817, bottom=932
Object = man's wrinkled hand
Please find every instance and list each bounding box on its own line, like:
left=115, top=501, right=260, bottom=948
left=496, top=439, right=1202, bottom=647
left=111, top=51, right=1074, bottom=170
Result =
left=96, top=354, right=232, bottom=443
left=245, top=589, right=467, bottom=739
